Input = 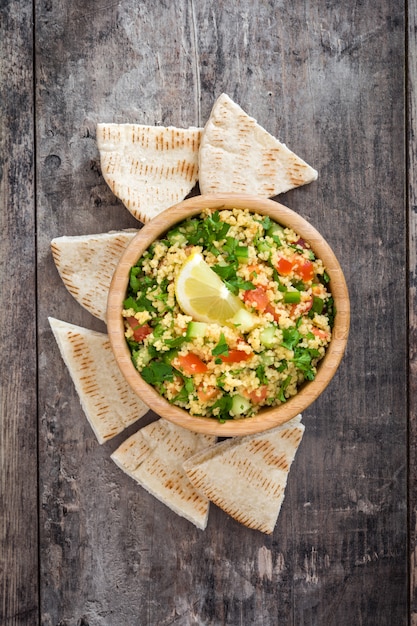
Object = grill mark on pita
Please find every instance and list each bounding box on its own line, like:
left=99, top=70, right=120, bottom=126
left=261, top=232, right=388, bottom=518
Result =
left=49, top=318, right=148, bottom=442
left=187, top=476, right=278, bottom=533
left=248, top=440, right=290, bottom=471
left=97, top=124, right=201, bottom=222
left=183, top=420, right=304, bottom=533
left=111, top=421, right=214, bottom=527
left=199, top=94, right=317, bottom=196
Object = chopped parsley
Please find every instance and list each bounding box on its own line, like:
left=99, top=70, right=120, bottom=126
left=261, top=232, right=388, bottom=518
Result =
left=281, top=328, right=302, bottom=350
left=211, top=394, right=233, bottom=422
left=141, top=361, right=174, bottom=386
left=212, top=333, right=229, bottom=357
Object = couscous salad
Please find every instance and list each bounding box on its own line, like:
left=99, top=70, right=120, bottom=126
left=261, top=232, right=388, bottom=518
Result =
left=123, top=208, right=334, bottom=421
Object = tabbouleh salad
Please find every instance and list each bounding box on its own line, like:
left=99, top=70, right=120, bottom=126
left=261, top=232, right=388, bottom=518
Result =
left=123, top=208, right=334, bottom=422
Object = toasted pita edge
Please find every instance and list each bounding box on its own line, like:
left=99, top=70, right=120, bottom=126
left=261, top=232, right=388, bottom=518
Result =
left=199, top=93, right=318, bottom=197
left=183, top=415, right=304, bottom=534
left=51, top=229, right=138, bottom=322
left=48, top=317, right=149, bottom=444
left=111, top=419, right=216, bottom=530
left=96, top=123, right=202, bottom=223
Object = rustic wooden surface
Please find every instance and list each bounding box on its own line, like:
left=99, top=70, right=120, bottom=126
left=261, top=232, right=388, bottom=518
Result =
left=1, top=0, right=411, bottom=624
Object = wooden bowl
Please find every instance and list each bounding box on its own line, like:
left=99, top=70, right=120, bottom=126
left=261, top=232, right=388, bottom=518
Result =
left=107, top=193, right=350, bottom=436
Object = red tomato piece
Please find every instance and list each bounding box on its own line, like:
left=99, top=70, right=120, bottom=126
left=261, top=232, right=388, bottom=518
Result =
left=220, top=348, right=253, bottom=363
left=265, top=302, right=281, bottom=322
left=176, top=353, right=208, bottom=375
left=126, top=317, right=152, bottom=342
left=276, top=257, right=294, bottom=276
left=247, top=264, right=263, bottom=282
left=246, top=385, right=268, bottom=404
left=197, top=385, right=220, bottom=403
left=243, top=287, right=270, bottom=311
left=293, top=256, right=314, bottom=281
left=311, top=327, right=330, bottom=340
left=289, top=298, right=313, bottom=319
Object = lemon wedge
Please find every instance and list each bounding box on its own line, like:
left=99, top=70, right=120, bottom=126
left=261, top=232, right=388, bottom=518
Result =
left=175, top=252, right=245, bottom=324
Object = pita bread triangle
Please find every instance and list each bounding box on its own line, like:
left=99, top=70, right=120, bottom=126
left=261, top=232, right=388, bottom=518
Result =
left=51, top=230, right=138, bottom=322
left=183, top=415, right=304, bottom=534
left=49, top=317, right=149, bottom=443
left=96, top=123, right=202, bottom=223
left=198, top=93, right=318, bottom=197
left=111, top=419, right=216, bottom=530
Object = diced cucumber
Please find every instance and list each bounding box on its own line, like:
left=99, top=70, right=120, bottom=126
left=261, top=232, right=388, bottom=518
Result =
left=133, top=347, right=153, bottom=367
left=167, top=229, right=187, bottom=246
left=256, top=240, right=272, bottom=255
left=267, top=221, right=285, bottom=239
left=260, top=324, right=277, bottom=348
left=229, top=308, right=258, bottom=333
left=186, top=321, right=208, bottom=339
left=259, top=352, right=275, bottom=366
left=231, top=393, right=252, bottom=416
left=235, top=245, right=249, bottom=262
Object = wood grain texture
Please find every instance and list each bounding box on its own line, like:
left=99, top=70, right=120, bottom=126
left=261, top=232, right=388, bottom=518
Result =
left=0, top=1, right=38, bottom=624
left=409, top=0, right=417, bottom=622
left=1, top=0, right=403, bottom=624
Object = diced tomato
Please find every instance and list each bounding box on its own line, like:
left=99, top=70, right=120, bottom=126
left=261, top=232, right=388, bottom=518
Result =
left=176, top=353, right=208, bottom=375
left=126, top=317, right=152, bottom=342
left=293, top=256, right=314, bottom=281
left=247, top=264, right=263, bottom=282
left=289, top=298, right=313, bottom=318
left=265, top=302, right=281, bottom=322
left=243, top=287, right=270, bottom=311
left=197, top=385, right=220, bottom=403
left=276, top=257, right=294, bottom=276
left=220, top=348, right=253, bottom=363
left=245, top=385, right=268, bottom=404
left=311, top=327, right=330, bottom=340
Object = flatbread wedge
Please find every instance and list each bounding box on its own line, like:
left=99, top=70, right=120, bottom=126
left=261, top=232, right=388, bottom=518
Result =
left=96, top=124, right=202, bottom=222
left=183, top=415, right=304, bottom=534
left=51, top=230, right=137, bottom=322
left=198, top=93, right=318, bottom=197
left=49, top=317, right=149, bottom=443
left=111, top=419, right=216, bottom=530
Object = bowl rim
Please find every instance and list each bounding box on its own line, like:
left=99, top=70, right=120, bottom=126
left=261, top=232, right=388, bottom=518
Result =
left=107, top=193, right=350, bottom=436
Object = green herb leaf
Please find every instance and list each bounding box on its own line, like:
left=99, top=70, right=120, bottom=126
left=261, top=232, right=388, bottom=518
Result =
left=292, top=347, right=320, bottom=380
left=278, top=375, right=292, bottom=403
left=211, top=394, right=233, bottom=422
left=123, top=295, right=140, bottom=312
left=325, top=296, right=336, bottom=327
left=164, top=336, right=187, bottom=349
left=256, top=364, right=268, bottom=385
left=260, top=215, right=271, bottom=231
left=129, top=266, right=142, bottom=293
left=141, top=361, right=174, bottom=385
left=311, top=296, right=324, bottom=314
left=281, top=328, right=301, bottom=350
left=212, top=333, right=229, bottom=357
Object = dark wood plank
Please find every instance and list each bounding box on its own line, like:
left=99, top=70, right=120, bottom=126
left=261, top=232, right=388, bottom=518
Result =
left=0, top=2, right=38, bottom=624
left=35, top=1, right=407, bottom=624
left=409, top=1, right=417, bottom=623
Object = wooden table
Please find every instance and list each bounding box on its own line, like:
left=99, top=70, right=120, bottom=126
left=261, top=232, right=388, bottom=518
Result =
left=1, top=1, right=415, bottom=624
